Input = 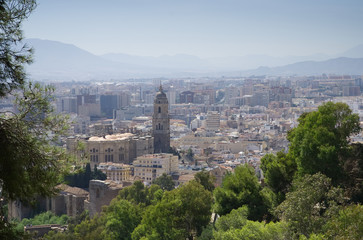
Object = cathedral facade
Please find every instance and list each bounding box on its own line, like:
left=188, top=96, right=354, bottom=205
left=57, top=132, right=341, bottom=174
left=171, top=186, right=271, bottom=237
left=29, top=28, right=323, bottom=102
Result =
left=152, top=85, right=170, bottom=153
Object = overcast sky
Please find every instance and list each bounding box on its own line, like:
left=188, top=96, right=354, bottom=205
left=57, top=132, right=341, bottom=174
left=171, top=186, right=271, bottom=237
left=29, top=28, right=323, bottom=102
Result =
left=22, top=0, right=363, bottom=58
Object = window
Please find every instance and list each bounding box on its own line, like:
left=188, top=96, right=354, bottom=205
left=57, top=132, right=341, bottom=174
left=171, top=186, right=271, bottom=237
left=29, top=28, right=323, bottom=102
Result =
left=158, top=106, right=161, bottom=113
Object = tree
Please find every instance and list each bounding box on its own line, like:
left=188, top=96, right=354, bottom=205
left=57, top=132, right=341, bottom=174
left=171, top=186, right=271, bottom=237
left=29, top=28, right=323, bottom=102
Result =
left=194, top=170, right=216, bottom=192
left=152, top=173, right=175, bottom=191
left=323, top=204, right=363, bottom=240
left=275, top=173, right=345, bottom=238
left=0, top=0, right=36, bottom=97
left=213, top=220, right=287, bottom=240
left=341, top=143, right=363, bottom=203
left=0, top=83, right=70, bottom=238
left=1, top=82, right=70, bottom=202
left=215, top=206, right=248, bottom=232
left=287, top=102, right=361, bottom=183
left=214, top=164, right=270, bottom=221
left=117, top=181, right=163, bottom=207
left=104, top=199, right=142, bottom=240
left=92, top=164, right=107, bottom=180
left=73, top=213, right=106, bottom=240
left=132, top=180, right=213, bottom=240
left=64, top=163, right=106, bottom=189
left=15, top=211, right=68, bottom=233
left=261, top=151, right=296, bottom=203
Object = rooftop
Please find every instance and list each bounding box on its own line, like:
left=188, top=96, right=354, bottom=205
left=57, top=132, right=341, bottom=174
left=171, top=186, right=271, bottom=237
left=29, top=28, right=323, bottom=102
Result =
left=88, top=133, right=134, bottom=142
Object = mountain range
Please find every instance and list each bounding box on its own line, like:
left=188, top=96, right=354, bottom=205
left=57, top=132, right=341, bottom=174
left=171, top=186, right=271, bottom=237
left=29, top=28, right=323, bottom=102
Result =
left=24, top=38, right=363, bottom=81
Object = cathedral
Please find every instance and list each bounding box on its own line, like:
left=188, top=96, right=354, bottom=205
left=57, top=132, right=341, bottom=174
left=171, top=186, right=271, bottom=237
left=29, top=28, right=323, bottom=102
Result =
left=152, top=85, right=170, bottom=153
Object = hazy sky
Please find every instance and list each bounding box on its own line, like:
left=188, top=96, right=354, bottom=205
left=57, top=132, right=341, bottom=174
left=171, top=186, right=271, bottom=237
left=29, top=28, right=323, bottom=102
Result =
left=22, top=0, right=363, bottom=58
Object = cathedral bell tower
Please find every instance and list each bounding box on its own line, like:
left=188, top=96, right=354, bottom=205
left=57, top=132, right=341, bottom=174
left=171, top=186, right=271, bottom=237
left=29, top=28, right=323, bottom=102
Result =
left=152, top=85, right=170, bottom=153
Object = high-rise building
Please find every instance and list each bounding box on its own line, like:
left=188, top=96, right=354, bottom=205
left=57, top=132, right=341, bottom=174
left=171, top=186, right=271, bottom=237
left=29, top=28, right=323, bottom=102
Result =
left=206, top=111, right=220, bottom=131
left=152, top=85, right=170, bottom=153
left=100, top=95, right=119, bottom=119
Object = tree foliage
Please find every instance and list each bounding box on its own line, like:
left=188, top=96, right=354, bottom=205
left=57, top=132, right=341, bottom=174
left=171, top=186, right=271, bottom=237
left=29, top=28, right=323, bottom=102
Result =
left=261, top=151, right=296, bottom=203
left=73, top=213, right=106, bottom=240
left=132, top=180, right=213, bottom=240
left=195, top=169, right=216, bottom=192
left=214, top=164, right=270, bottom=221
left=15, top=211, right=68, bottom=232
left=215, top=206, right=249, bottom=232
left=214, top=219, right=287, bottom=240
left=152, top=173, right=175, bottom=191
left=0, top=0, right=36, bottom=97
left=0, top=82, right=70, bottom=202
left=117, top=181, right=163, bottom=207
left=64, top=163, right=106, bottom=189
left=323, top=204, right=363, bottom=240
left=287, top=102, right=361, bottom=183
left=104, top=199, right=142, bottom=240
left=275, top=173, right=345, bottom=238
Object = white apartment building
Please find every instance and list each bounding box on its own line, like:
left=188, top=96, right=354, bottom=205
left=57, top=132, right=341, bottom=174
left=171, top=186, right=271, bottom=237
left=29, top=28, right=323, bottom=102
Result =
left=133, top=153, right=178, bottom=184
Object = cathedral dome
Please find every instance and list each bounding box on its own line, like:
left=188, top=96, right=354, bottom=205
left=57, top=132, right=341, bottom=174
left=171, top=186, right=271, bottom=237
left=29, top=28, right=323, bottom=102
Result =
left=155, top=85, right=167, bottom=98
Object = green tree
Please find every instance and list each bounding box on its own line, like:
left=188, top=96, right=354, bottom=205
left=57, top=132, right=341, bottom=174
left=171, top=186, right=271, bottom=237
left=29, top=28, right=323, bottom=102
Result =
left=186, top=148, right=194, bottom=158
left=261, top=151, right=296, bottom=203
left=92, top=164, right=107, bottom=181
left=194, top=170, right=216, bottom=192
left=215, top=206, right=248, bottom=232
left=213, top=220, right=288, bottom=240
left=103, top=199, right=142, bottom=240
left=132, top=180, right=213, bottom=240
left=1, top=82, right=70, bottom=202
left=214, top=164, right=270, bottom=221
left=287, top=102, right=361, bottom=183
left=73, top=213, right=106, bottom=240
left=341, top=143, right=363, bottom=203
left=323, top=204, right=363, bottom=240
left=152, top=173, right=175, bottom=191
left=15, top=211, right=68, bottom=232
left=117, top=181, right=163, bottom=207
left=275, top=173, right=345, bottom=238
left=64, top=163, right=106, bottom=189
left=0, top=0, right=36, bottom=97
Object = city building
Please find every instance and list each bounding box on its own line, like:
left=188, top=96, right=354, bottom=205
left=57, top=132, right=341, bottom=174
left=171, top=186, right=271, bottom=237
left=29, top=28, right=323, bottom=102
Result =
left=152, top=85, right=170, bottom=153
left=133, top=153, right=178, bottom=184
left=98, top=162, right=132, bottom=183
left=206, top=111, right=220, bottom=131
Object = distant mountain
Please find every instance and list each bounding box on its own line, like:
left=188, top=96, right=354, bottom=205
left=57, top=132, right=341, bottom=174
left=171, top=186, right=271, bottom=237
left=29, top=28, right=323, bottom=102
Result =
left=23, top=39, right=363, bottom=80
left=101, top=53, right=210, bottom=70
left=24, top=39, right=170, bottom=80
left=242, top=57, right=363, bottom=76
left=339, top=44, right=363, bottom=58
left=206, top=53, right=331, bottom=71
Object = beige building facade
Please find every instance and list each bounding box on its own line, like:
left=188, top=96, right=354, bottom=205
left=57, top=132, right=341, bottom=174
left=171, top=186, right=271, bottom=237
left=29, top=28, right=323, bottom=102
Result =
left=98, top=162, right=132, bottom=183
left=206, top=111, right=220, bottom=131
left=67, top=133, right=154, bottom=168
left=87, top=133, right=154, bottom=168
left=133, top=153, right=178, bottom=184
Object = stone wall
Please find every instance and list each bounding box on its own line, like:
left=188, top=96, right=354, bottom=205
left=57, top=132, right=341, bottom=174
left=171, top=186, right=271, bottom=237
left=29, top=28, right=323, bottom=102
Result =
left=87, top=180, right=123, bottom=217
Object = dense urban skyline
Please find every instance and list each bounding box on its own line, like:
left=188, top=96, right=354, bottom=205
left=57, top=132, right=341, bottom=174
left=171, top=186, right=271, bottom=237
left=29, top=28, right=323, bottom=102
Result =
left=23, top=0, right=363, bottom=58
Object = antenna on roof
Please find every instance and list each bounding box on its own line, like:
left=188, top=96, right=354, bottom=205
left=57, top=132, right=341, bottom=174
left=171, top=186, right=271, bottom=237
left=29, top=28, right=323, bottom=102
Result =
left=159, top=80, right=163, bottom=92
